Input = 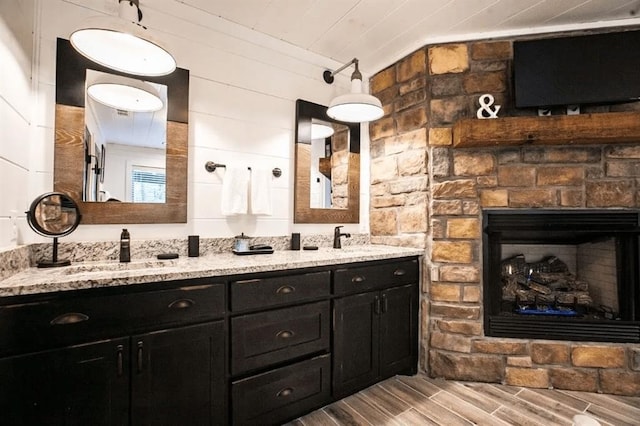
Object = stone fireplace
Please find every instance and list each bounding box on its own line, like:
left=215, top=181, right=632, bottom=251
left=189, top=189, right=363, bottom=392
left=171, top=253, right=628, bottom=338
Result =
left=483, top=209, right=640, bottom=343
left=368, top=34, right=640, bottom=395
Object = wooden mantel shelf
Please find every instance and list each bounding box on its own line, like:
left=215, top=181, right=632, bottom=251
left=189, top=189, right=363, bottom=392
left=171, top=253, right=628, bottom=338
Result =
left=453, top=111, right=640, bottom=148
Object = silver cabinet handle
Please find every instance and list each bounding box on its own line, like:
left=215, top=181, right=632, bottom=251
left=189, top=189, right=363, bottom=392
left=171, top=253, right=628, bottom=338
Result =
left=50, top=312, right=89, bottom=325
left=352, top=275, right=366, bottom=283
left=393, top=269, right=406, bottom=276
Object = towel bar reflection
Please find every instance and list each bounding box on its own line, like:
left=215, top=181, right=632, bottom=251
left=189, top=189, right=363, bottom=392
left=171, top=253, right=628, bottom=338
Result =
left=204, top=161, right=282, bottom=178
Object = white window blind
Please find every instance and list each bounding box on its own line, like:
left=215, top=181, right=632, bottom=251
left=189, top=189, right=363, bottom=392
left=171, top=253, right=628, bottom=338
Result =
left=131, top=166, right=166, bottom=203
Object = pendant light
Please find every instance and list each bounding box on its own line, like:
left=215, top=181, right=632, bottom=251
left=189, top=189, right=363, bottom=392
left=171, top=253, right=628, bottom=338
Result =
left=70, top=0, right=176, bottom=77
left=311, top=121, right=335, bottom=139
left=87, top=72, right=164, bottom=112
left=323, top=58, right=384, bottom=123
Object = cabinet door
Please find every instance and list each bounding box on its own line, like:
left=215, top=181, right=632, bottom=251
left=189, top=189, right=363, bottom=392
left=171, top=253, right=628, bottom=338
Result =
left=379, top=284, right=418, bottom=379
left=131, top=321, right=226, bottom=426
left=0, top=338, right=129, bottom=426
left=332, top=292, right=379, bottom=398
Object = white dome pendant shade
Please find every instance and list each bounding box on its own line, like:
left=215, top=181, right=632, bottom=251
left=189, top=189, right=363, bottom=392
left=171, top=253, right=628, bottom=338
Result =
left=88, top=79, right=164, bottom=112
left=70, top=0, right=176, bottom=77
left=311, top=121, right=335, bottom=139
left=327, top=78, right=384, bottom=123
left=324, top=58, right=384, bottom=123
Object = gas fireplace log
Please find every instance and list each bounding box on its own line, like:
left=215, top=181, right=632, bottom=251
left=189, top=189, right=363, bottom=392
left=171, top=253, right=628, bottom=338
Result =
left=508, top=288, right=592, bottom=305
left=526, top=280, right=553, bottom=294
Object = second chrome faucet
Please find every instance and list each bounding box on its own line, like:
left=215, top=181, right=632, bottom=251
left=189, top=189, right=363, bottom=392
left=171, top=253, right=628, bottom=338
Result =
left=333, top=226, right=351, bottom=249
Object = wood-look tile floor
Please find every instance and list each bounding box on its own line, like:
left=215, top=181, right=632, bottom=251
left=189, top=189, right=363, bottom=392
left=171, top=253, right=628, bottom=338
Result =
left=285, top=374, right=640, bottom=426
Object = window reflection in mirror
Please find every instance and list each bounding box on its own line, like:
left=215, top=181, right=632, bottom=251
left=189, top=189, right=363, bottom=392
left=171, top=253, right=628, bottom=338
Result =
left=309, top=120, right=350, bottom=209
left=83, top=70, right=168, bottom=203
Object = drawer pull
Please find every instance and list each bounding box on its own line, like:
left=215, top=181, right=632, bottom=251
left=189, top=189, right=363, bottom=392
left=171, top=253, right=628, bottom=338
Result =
left=168, top=298, right=195, bottom=309
left=276, top=330, right=295, bottom=339
left=393, top=269, right=407, bottom=276
left=276, top=285, right=295, bottom=294
left=382, top=294, right=388, bottom=313
left=276, top=388, right=294, bottom=398
left=50, top=312, right=89, bottom=325
left=374, top=296, right=381, bottom=315
left=351, top=275, right=366, bottom=283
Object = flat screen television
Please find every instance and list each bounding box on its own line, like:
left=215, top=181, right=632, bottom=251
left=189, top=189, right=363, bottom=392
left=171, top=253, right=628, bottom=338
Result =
left=513, top=30, right=640, bottom=109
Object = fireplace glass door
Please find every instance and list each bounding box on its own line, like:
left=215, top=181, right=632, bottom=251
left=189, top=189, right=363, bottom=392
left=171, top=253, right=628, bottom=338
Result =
left=483, top=210, right=640, bottom=343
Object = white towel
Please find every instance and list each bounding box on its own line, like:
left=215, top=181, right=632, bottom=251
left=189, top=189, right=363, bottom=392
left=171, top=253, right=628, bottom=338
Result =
left=221, top=167, right=250, bottom=215
left=250, top=168, right=273, bottom=215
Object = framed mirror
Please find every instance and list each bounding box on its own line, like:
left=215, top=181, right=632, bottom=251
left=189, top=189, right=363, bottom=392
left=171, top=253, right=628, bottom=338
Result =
left=54, top=38, right=189, bottom=224
left=294, top=99, right=360, bottom=223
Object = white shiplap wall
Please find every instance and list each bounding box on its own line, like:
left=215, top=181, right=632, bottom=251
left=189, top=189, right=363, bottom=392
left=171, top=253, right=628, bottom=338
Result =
left=0, top=0, right=370, bottom=247
left=0, top=0, right=35, bottom=248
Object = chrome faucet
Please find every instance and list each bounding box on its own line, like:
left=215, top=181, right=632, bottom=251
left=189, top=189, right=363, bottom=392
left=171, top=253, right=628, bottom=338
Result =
left=333, top=226, right=351, bottom=249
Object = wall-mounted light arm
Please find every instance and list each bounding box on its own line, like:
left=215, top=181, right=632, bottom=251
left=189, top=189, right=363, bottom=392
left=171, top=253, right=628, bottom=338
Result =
left=323, top=58, right=359, bottom=84
left=322, top=58, right=383, bottom=123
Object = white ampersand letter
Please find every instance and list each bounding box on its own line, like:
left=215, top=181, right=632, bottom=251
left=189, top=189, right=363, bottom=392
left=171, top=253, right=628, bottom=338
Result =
left=476, top=94, right=501, bottom=119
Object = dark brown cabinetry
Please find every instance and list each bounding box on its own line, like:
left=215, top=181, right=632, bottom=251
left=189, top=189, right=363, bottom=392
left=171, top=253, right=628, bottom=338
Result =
left=0, top=256, right=419, bottom=426
left=230, top=271, right=332, bottom=425
left=0, top=338, right=130, bottom=426
left=231, top=301, right=330, bottom=375
left=333, top=259, right=419, bottom=399
left=0, top=281, right=226, bottom=426
left=131, top=322, right=226, bottom=426
left=231, top=354, right=331, bottom=425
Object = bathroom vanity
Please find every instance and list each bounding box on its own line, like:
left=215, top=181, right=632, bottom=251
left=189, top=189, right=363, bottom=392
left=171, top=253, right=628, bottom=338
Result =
left=0, top=246, right=421, bottom=426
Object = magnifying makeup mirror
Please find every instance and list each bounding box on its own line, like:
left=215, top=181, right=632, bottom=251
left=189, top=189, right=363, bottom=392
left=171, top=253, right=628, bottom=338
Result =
left=26, top=192, right=82, bottom=267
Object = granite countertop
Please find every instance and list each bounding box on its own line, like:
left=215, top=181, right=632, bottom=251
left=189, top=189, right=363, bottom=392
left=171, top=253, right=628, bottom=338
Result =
left=0, top=245, right=423, bottom=297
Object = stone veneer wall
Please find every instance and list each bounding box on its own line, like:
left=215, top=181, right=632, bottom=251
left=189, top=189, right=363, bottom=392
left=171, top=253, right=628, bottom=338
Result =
left=369, top=33, right=640, bottom=395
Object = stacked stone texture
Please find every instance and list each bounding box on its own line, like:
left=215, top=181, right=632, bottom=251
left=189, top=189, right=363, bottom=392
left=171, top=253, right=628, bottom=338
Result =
left=370, top=36, right=640, bottom=395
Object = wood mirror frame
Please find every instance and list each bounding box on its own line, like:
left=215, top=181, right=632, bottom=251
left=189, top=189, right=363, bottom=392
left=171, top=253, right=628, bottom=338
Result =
left=294, top=99, right=360, bottom=223
left=53, top=38, right=189, bottom=224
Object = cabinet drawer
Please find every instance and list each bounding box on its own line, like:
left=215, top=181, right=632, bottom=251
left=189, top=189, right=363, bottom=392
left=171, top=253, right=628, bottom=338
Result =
left=334, top=259, right=418, bottom=296
left=231, top=301, right=330, bottom=375
left=232, top=354, right=331, bottom=426
left=231, top=270, right=330, bottom=312
left=0, top=283, right=225, bottom=356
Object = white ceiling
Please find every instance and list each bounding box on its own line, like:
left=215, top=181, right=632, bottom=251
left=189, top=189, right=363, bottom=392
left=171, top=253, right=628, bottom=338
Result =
left=179, top=0, right=640, bottom=75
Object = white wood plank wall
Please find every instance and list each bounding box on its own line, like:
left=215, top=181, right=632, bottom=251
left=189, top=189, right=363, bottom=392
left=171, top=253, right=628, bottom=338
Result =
left=0, top=0, right=370, bottom=247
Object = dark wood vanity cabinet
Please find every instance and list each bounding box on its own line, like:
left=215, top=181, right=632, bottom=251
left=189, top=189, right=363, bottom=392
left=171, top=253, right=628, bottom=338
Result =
left=332, top=259, right=419, bottom=399
left=229, top=271, right=332, bottom=425
left=0, top=337, right=130, bottom=426
left=131, top=321, right=226, bottom=426
left=0, top=282, right=227, bottom=426
left=0, top=256, right=419, bottom=426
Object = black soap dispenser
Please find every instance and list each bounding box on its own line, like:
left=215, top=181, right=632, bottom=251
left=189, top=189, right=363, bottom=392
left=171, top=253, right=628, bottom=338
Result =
left=119, top=228, right=131, bottom=263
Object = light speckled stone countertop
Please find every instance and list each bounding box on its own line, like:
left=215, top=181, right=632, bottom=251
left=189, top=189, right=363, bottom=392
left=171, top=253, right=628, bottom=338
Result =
left=0, top=246, right=423, bottom=297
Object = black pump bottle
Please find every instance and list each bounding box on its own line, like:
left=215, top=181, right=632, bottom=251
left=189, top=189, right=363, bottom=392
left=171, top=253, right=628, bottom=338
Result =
left=119, top=229, right=131, bottom=263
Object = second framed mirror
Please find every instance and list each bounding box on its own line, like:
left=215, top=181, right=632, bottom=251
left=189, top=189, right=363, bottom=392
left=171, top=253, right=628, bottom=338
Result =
left=294, top=99, right=360, bottom=223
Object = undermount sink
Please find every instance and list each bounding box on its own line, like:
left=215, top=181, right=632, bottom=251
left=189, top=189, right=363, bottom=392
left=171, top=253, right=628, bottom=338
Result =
left=58, top=259, right=177, bottom=275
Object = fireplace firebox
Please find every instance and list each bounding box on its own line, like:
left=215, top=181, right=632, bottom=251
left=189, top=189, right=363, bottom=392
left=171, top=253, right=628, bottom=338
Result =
left=483, top=210, right=640, bottom=343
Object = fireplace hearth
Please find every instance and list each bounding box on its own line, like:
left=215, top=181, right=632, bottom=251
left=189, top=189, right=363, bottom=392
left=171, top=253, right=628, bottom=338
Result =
left=483, top=210, right=640, bottom=343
